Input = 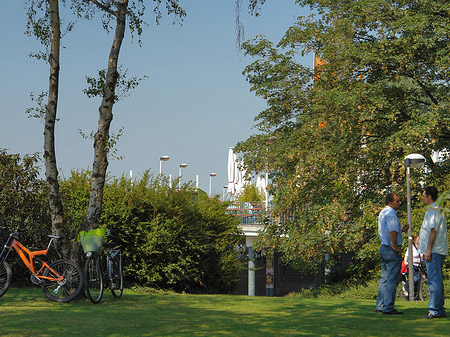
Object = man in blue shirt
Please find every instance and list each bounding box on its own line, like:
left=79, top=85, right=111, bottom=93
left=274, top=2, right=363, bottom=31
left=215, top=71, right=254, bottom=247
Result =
left=376, top=192, right=409, bottom=314
left=418, top=186, right=448, bottom=319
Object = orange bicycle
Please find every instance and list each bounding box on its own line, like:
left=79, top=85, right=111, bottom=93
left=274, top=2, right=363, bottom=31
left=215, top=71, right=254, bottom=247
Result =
left=0, top=229, right=83, bottom=302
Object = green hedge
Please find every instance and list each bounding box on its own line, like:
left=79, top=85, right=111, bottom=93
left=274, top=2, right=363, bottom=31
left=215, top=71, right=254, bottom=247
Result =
left=0, top=151, right=243, bottom=293
left=95, top=172, right=244, bottom=293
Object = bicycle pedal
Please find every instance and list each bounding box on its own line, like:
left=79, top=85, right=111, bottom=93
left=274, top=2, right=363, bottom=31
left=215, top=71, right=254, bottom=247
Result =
left=30, top=274, right=42, bottom=285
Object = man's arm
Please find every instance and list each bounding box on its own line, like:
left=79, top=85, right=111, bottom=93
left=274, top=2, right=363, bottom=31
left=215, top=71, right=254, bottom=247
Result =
left=390, top=231, right=401, bottom=254
left=425, top=228, right=437, bottom=262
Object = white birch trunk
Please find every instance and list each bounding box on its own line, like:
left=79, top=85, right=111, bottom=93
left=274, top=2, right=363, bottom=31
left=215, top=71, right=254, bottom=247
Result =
left=83, top=0, right=128, bottom=230
left=45, top=0, right=65, bottom=238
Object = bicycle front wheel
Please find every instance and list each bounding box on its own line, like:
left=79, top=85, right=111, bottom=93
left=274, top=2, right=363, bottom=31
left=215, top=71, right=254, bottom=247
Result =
left=418, top=279, right=430, bottom=301
left=42, top=259, right=83, bottom=303
left=84, top=254, right=104, bottom=304
left=0, top=261, right=12, bottom=298
left=110, top=251, right=123, bottom=298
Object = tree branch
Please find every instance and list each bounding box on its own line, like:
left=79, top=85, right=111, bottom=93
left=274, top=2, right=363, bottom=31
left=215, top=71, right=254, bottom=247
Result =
left=414, top=77, right=438, bottom=105
left=89, top=0, right=117, bottom=17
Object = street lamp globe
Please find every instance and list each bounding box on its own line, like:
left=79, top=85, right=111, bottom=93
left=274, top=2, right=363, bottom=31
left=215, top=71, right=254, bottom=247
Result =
left=404, top=153, right=426, bottom=168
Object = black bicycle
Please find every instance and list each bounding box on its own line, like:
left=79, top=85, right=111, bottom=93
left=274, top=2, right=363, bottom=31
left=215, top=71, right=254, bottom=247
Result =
left=82, top=231, right=123, bottom=304
left=397, top=262, right=430, bottom=301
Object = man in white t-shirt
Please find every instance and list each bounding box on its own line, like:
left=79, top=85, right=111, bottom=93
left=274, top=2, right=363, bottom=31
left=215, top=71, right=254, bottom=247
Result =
left=418, top=186, right=448, bottom=319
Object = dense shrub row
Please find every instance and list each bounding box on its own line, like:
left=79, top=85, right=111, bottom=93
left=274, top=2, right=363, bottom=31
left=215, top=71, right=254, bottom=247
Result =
left=0, top=151, right=243, bottom=293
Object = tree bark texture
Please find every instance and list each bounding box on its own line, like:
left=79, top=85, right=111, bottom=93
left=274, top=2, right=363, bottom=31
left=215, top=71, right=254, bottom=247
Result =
left=83, top=0, right=128, bottom=230
left=45, top=0, right=66, bottom=238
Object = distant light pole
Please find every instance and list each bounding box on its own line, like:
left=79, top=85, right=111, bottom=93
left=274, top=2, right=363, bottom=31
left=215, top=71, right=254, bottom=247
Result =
left=209, top=173, right=216, bottom=197
left=404, top=153, right=426, bottom=301
left=178, top=163, right=187, bottom=188
left=159, top=155, right=170, bottom=175
left=223, top=185, right=228, bottom=201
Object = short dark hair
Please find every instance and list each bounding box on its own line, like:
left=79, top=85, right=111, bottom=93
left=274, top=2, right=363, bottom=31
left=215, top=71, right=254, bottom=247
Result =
left=385, top=192, right=397, bottom=205
left=424, top=186, right=438, bottom=201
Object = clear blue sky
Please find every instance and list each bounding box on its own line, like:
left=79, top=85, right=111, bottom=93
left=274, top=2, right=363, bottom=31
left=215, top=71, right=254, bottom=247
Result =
left=1, top=1, right=311, bottom=195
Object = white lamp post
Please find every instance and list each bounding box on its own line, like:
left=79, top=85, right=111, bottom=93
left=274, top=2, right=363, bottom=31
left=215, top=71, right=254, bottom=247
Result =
left=223, top=185, right=228, bottom=201
left=159, top=155, right=170, bottom=175
left=178, top=163, right=187, bottom=188
left=404, top=153, right=426, bottom=301
left=209, top=173, right=216, bottom=197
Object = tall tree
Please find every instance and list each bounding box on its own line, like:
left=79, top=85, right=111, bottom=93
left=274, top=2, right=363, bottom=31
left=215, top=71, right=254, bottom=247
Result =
left=237, top=0, right=450, bottom=273
left=26, top=0, right=68, bottom=242
left=78, top=0, right=268, bottom=230
left=73, top=0, right=186, bottom=230
left=24, top=0, right=269, bottom=237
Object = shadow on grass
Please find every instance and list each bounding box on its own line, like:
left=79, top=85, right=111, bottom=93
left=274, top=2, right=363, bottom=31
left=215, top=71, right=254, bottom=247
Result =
left=0, top=288, right=449, bottom=336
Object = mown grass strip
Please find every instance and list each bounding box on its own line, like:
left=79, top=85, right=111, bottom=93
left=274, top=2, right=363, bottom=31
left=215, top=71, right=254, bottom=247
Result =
left=0, top=287, right=449, bottom=336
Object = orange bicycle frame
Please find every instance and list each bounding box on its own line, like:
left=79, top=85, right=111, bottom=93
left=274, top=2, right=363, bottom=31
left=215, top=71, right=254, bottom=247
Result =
left=10, top=239, right=63, bottom=282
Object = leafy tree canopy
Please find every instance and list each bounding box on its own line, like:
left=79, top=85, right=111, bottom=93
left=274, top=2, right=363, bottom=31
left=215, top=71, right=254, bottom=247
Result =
left=238, top=0, right=450, bottom=275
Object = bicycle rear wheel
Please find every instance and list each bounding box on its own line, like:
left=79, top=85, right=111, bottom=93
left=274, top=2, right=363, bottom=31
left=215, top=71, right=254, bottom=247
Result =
left=84, top=254, right=104, bottom=304
left=42, top=259, right=83, bottom=303
left=110, top=251, right=123, bottom=298
left=0, top=261, right=12, bottom=298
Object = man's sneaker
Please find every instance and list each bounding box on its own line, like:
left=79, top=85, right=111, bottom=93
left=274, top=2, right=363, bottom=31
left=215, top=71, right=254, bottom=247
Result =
left=382, top=309, right=404, bottom=315
left=420, top=312, right=446, bottom=319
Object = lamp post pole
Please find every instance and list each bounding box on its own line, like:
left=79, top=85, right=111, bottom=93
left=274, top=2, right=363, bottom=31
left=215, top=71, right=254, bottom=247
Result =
left=404, top=153, right=425, bottom=301
left=209, top=173, right=216, bottom=198
left=178, top=163, right=187, bottom=188
left=159, top=155, right=170, bottom=175
left=159, top=155, right=170, bottom=186
left=223, top=185, right=228, bottom=201
left=406, top=165, right=414, bottom=301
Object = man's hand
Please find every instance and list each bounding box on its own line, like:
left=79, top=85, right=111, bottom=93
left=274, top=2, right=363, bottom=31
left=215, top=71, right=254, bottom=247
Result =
left=401, top=224, right=410, bottom=232
left=425, top=249, right=432, bottom=262
left=390, top=244, right=402, bottom=255
left=389, top=231, right=401, bottom=254
left=425, top=228, right=437, bottom=262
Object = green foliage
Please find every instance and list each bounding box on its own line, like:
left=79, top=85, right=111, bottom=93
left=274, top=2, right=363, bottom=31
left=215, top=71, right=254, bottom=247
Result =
left=0, top=152, right=242, bottom=293
left=59, top=170, right=91, bottom=237
left=0, top=150, right=51, bottom=243
left=239, top=0, right=450, bottom=283
left=62, top=170, right=244, bottom=293
left=237, top=183, right=265, bottom=202
left=0, top=150, right=51, bottom=284
left=83, top=66, right=148, bottom=103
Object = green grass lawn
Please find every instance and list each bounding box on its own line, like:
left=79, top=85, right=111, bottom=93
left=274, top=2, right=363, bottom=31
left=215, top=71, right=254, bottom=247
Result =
left=0, top=287, right=449, bottom=337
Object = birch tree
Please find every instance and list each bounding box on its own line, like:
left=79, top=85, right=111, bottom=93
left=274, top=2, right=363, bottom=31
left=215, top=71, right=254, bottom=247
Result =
left=26, top=0, right=70, bottom=243
left=25, top=0, right=269, bottom=236
left=77, top=0, right=268, bottom=230
left=73, top=0, right=186, bottom=230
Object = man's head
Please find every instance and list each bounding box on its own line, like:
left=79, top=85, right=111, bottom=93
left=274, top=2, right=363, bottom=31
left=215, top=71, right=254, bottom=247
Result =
left=422, top=186, right=438, bottom=205
left=385, top=192, right=401, bottom=210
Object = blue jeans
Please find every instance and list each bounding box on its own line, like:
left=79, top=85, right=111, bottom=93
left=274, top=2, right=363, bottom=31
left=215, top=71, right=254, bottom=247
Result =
left=376, top=245, right=402, bottom=312
left=425, top=253, right=446, bottom=316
